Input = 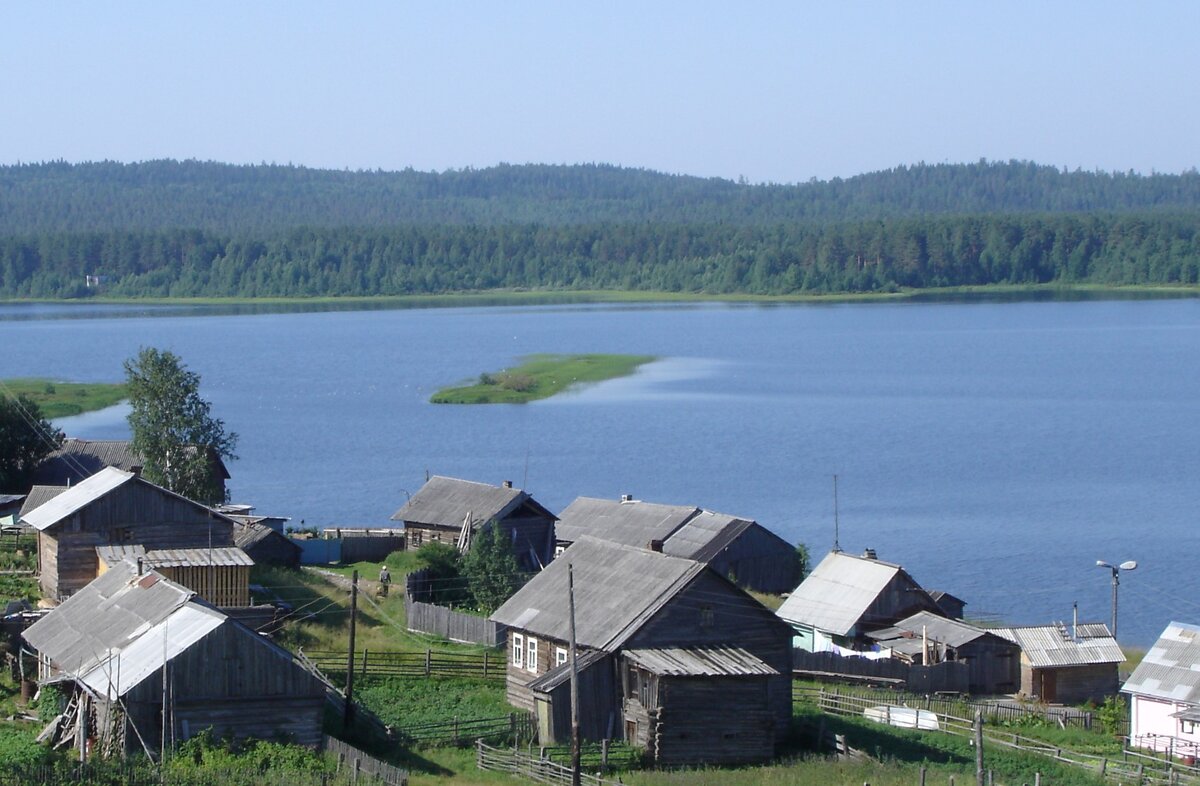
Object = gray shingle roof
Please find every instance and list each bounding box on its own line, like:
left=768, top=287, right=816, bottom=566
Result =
left=869, top=611, right=997, bottom=650
left=624, top=646, right=779, bottom=677
left=19, top=486, right=67, bottom=517
left=661, top=512, right=754, bottom=561
left=554, top=497, right=699, bottom=547
left=32, top=439, right=230, bottom=487
left=1122, top=621, right=1200, bottom=703
left=993, top=623, right=1125, bottom=668
left=775, top=551, right=912, bottom=636
left=390, top=476, right=549, bottom=527
left=491, top=537, right=705, bottom=650
left=23, top=561, right=197, bottom=676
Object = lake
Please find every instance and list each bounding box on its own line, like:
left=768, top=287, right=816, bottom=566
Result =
left=2, top=297, right=1197, bottom=646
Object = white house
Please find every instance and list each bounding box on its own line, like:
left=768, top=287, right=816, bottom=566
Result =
left=1123, top=621, right=1200, bottom=761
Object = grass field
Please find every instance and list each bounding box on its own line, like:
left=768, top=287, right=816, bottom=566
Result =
left=430, top=353, right=656, bottom=404
left=0, top=377, right=127, bottom=418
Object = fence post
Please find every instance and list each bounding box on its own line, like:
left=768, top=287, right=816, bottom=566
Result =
left=1033, top=773, right=1040, bottom=786
left=453, top=716, right=459, bottom=746
left=484, top=650, right=489, bottom=678
left=919, top=766, right=927, bottom=786
left=601, top=738, right=609, bottom=774
left=362, top=648, right=369, bottom=678
left=425, top=649, right=431, bottom=677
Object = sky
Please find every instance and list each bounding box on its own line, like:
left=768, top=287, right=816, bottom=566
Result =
left=2, top=2, right=1198, bottom=184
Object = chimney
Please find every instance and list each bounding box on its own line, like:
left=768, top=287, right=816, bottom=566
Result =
left=648, top=539, right=664, bottom=553
left=136, top=557, right=144, bottom=576
left=620, top=494, right=633, bottom=503
left=130, top=465, right=143, bottom=477
left=862, top=548, right=877, bottom=560
left=502, top=480, right=512, bottom=489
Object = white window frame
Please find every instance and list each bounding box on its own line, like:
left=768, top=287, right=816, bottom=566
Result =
left=555, top=647, right=568, bottom=667
left=526, top=636, right=539, bottom=672
left=512, top=633, right=524, bottom=667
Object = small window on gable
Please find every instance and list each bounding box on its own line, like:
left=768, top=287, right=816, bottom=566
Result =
left=512, top=634, right=524, bottom=667
left=526, top=637, right=539, bottom=673
left=555, top=647, right=568, bottom=667
left=700, top=605, right=714, bottom=629
left=1184, top=719, right=1198, bottom=735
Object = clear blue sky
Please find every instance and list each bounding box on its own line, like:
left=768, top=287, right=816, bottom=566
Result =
left=2, top=2, right=1197, bottom=183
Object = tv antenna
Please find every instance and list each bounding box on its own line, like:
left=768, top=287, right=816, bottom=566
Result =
left=832, top=474, right=842, bottom=553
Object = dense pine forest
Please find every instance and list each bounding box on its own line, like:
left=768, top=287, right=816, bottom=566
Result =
left=1, top=159, right=1198, bottom=298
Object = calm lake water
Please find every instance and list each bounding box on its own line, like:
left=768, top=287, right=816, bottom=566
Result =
left=2, top=297, right=1197, bottom=646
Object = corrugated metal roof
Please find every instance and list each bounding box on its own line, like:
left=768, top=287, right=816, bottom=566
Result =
left=868, top=611, right=995, bottom=649
left=78, top=604, right=225, bottom=697
left=1122, top=621, right=1200, bottom=703
left=18, top=486, right=68, bottom=517
left=661, top=512, right=752, bottom=561
left=491, top=537, right=705, bottom=650
left=22, top=468, right=136, bottom=531
left=144, top=547, right=254, bottom=568
left=390, top=476, right=549, bottom=527
left=554, top=497, right=699, bottom=547
left=993, top=623, right=1125, bottom=668
left=23, top=562, right=196, bottom=676
left=624, top=646, right=779, bottom=677
left=96, top=544, right=147, bottom=567
left=775, top=551, right=907, bottom=636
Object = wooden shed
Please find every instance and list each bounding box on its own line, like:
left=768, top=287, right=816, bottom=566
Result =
left=869, top=611, right=1021, bottom=695
left=994, top=622, right=1124, bottom=704
left=22, top=467, right=237, bottom=601
left=96, top=545, right=254, bottom=607
left=391, top=476, right=556, bottom=571
left=554, top=497, right=798, bottom=594
left=491, top=537, right=794, bottom=765
left=233, top=518, right=302, bottom=568
left=22, top=562, right=326, bottom=756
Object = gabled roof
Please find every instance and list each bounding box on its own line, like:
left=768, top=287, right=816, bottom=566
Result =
left=993, top=622, right=1125, bottom=668
left=662, top=512, right=755, bottom=561
left=32, top=438, right=230, bottom=487
left=554, top=496, right=699, bottom=547
left=491, top=537, right=706, bottom=651
left=20, top=466, right=235, bottom=533
left=233, top=519, right=301, bottom=553
left=19, top=485, right=67, bottom=517
left=23, top=561, right=197, bottom=676
left=776, top=550, right=933, bottom=636
left=1122, top=621, right=1200, bottom=704
left=390, top=476, right=554, bottom=528
left=868, top=611, right=1003, bottom=651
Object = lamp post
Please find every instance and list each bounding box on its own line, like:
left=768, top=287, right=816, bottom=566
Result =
left=1095, top=559, right=1137, bottom=638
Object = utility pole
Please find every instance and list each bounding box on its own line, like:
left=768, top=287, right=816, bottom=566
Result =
left=569, top=563, right=581, bottom=786
left=344, top=570, right=359, bottom=728
left=974, top=709, right=985, bottom=786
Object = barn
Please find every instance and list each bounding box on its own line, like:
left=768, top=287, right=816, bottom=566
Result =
left=22, top=561, right=326, bottom=757
left=993, top=622, right=1124, bottom=704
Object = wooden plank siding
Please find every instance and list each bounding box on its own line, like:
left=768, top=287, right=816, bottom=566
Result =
left=651, top=676, right=776, bottom=765
left=37, top=481, right=234, bottom=600
left=157, top=565, right=250, bottom=607
left=122, top=620, right=326, bottom=752
left=505, top=630, right=569, bottom=710
left=1022, top=661, right=1119, bottom=705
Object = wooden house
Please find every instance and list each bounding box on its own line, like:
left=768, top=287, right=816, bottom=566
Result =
left=233, top=518, right=302, bottom=568
left=391, top=476, right=556, bottom=571
left=555, top=496, right=799, bottom=594
left=96, top=544, right=254, bottom=606
left=776, top=549, right=946, bottom=652
left=993, top=622, right=1124, bottom=704
left=22, top=561, right=326, bottom=756
left=31, top=438, right=230, bottom=499
left=868, top=610, right=1021, bottom=694
left=491, top=537, right=794, bottom=765
left=21, top=467, right=237, bottom=601
left=1123, top=621, right=1200, bottom=760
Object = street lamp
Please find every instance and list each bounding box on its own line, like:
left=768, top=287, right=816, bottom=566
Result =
left=1095, top=559, right=1137, bottom=638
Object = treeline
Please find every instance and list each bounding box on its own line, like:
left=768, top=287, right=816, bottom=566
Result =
left=4, top=213, right=1198, bottom=298
left=2, top=159, right=1200, bottom=233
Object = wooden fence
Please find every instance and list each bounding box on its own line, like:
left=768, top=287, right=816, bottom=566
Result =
left=811, top=688, right=1200, bottom=785
left=323, top=735, right=408, bottom=785
left=391, top=711, right=535, bottom=746
left=476, top=739, right=626, bottom=786
left=794, top=649, right=970, bottom=693
left=405, top=596, right=507, bottom=647
left=303, top=648, right=504, bottom=682
left=796, top=682, right=1095, bottom=729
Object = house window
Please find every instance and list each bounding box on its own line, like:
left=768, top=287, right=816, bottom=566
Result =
left=555, top=647, right=568, bottom=667
left=1184, top=720, right=1198, bottom=735
left=409, top=531, right=423, bottom=548
left=699, top=605, right=714, bottom=628
left=526, top=637, right=539, bottom=672
left=512, top=634, right=524, bottom=667
left=113, top=526, right=134, bottom=542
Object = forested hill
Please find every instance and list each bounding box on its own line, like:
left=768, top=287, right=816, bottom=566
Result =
left=1, top=159, right=1199, bottom=298
left=3, top=159, right=1200, bottom=233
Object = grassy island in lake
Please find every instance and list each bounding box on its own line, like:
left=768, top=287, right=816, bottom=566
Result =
left=431, top=354, right=656, bottom=404
left=2, top=378, right=128, bottom=418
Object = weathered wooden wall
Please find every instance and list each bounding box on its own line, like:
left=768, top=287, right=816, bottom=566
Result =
left=794, top=649, right=971, bottom=694
left=340, top=535, right=406, bottom=564
left=159, top=565, right=249, bottom=607
left=652, top=676, right=776, bottom=765
left=704, top=525, right=799, bottom=595
left=957, top=637, right=1021, bottom=694
left=405, top=595, right=506, bottom=647
left=534, top=655, right=617, bottom=744
left=1023, top=661, right=1119, bottom=705
left=38, top=483, right=234, bottom=599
